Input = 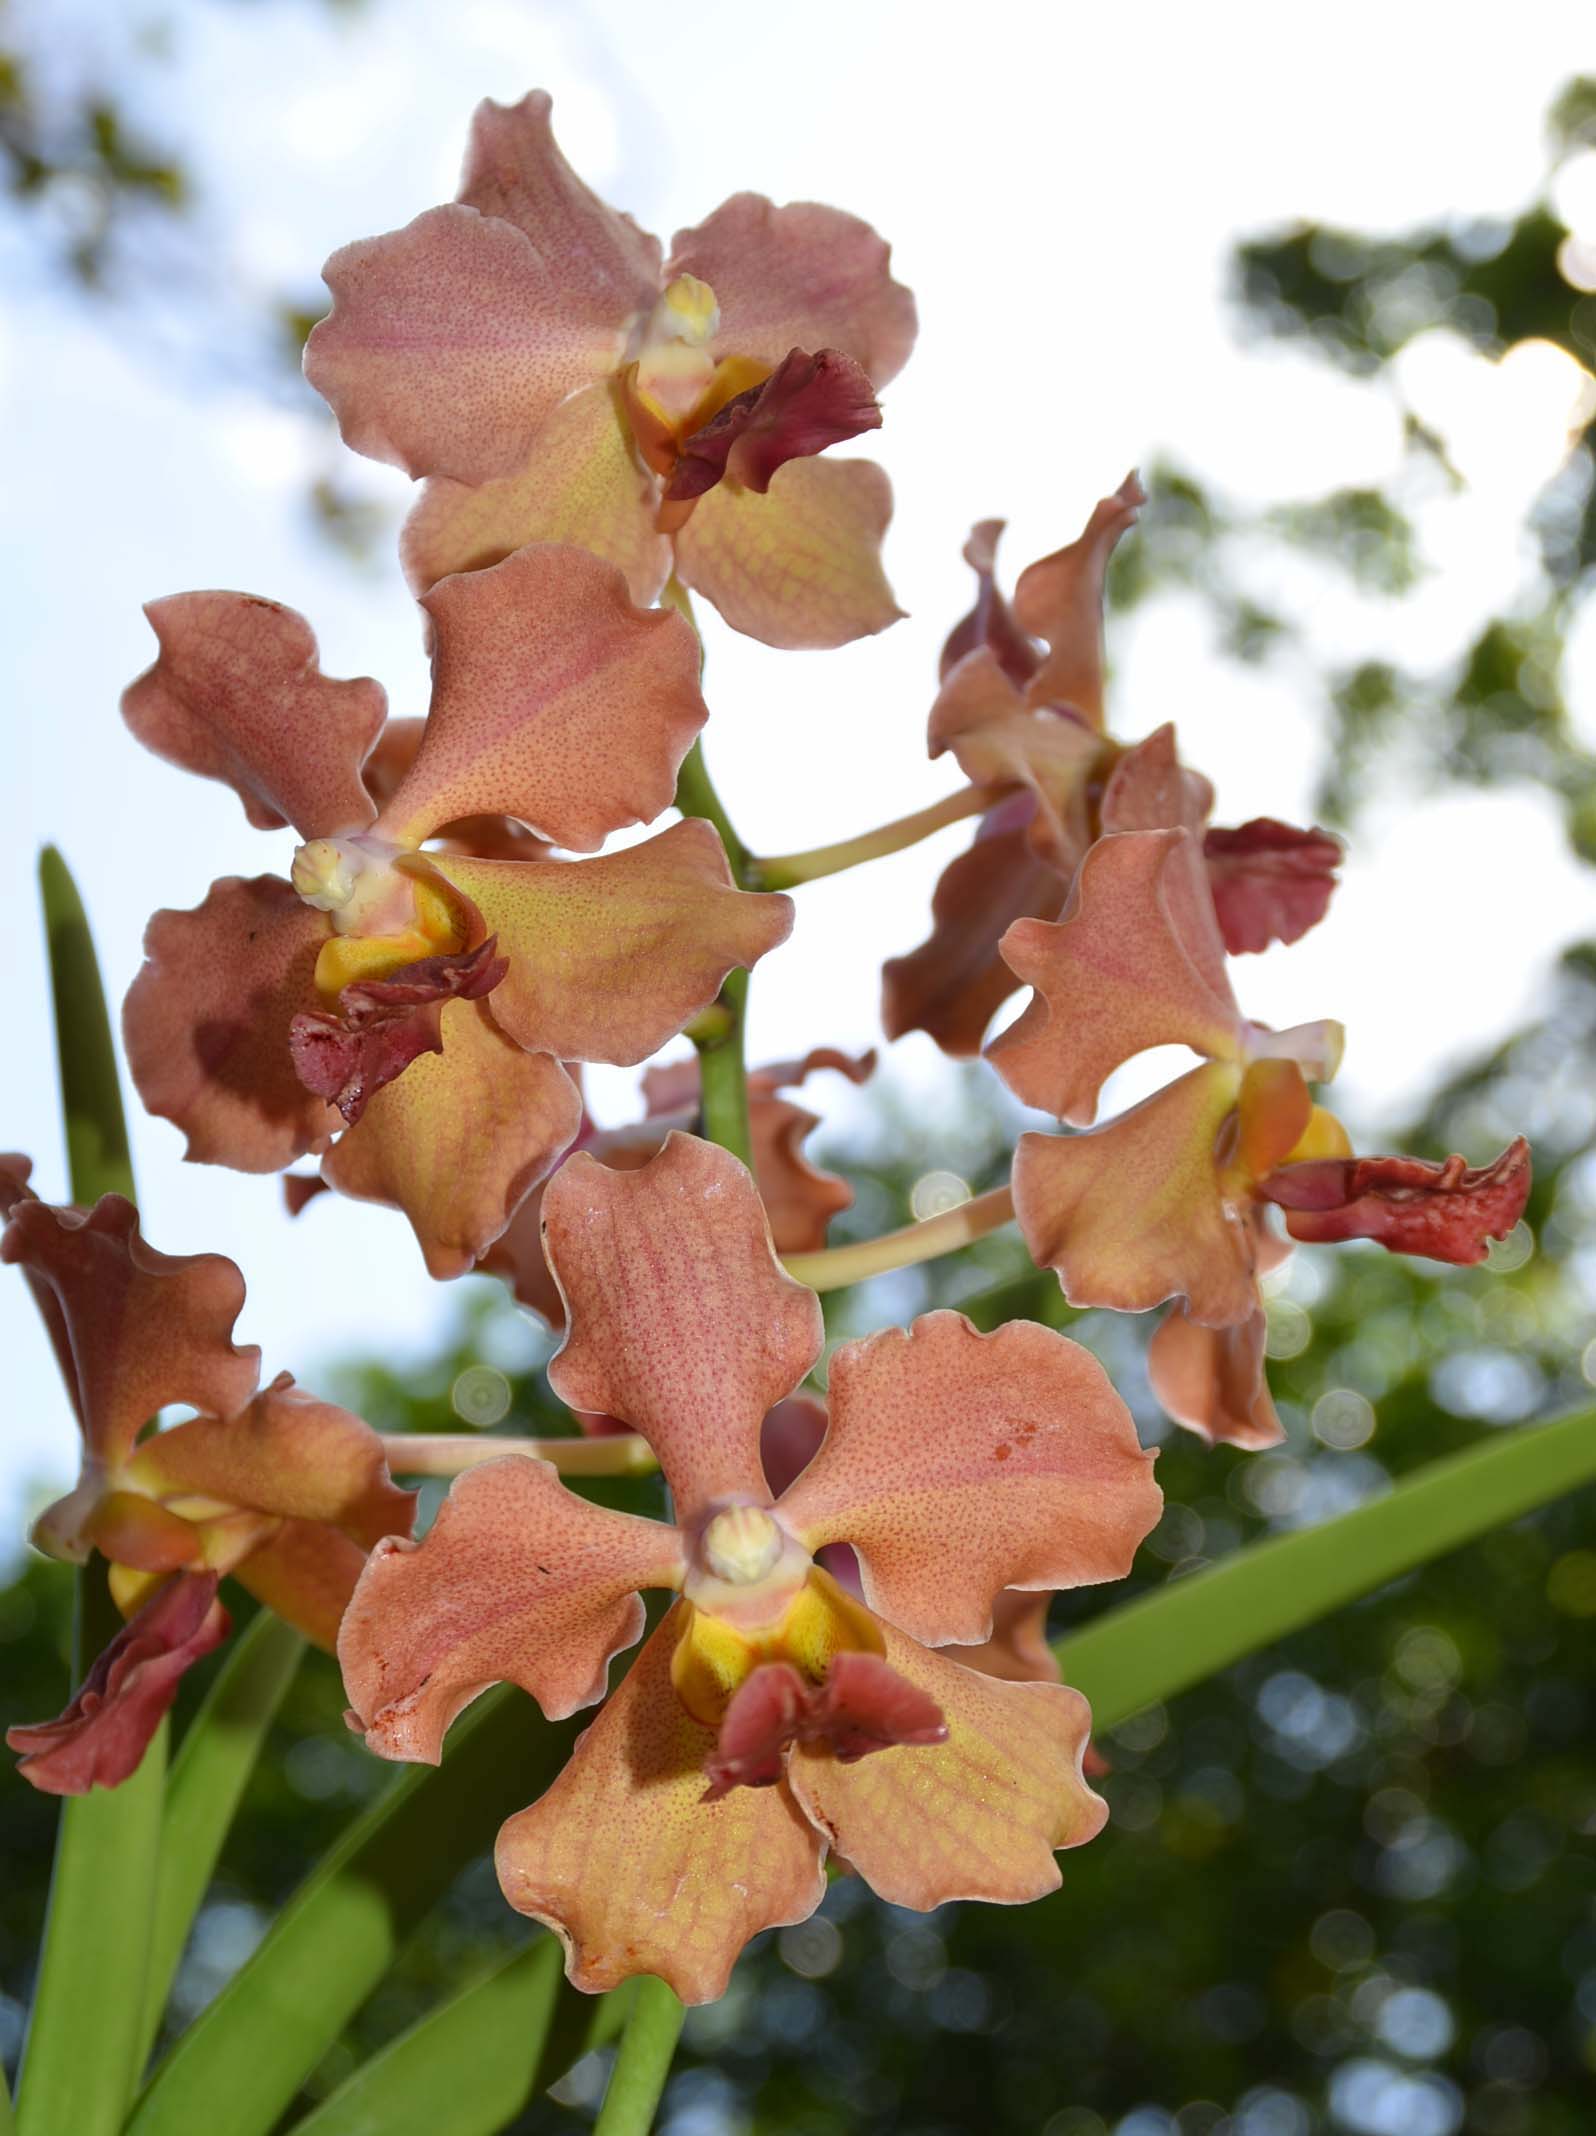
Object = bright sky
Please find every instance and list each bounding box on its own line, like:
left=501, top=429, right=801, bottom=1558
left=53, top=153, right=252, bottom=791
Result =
left=6, top=0, right=1595, bottom=1533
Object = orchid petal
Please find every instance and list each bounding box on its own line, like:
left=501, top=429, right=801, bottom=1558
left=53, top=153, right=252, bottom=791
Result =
left=1099, top=723, right=1214, bottom=834
left=543, top=1135, right=823, bottom=1521
left=1147, top=1303, right=1283, bottom=1450
left=231, top=1520, right=371, bottom=1651
left=778, top=1311, right=1159, bottom=1646
left=400, top=383, right=669, bottom=606
left=989, top=828, right=1241, bottom=1124
left=455, top=91, right=662, bottom=293
left=359, top=718, right=554, bottom=861
left=372, top=545, right=704, bottom=852
left=341, top=1454, right=683, bottom=1757
left=929, top=651, right=1101, bottom=870
left=1259, top=1138, right=1531, bottom=1264
left=1011, top=472, right=1144, bottom=726
left=122, top=593, right=385, bottom=838
left=748, top=1093, right=855, bottom=1254
left=666, top=347, right=881, bottom=501
left=322, top=1001, right=582, bottom=1278
left=1204, top=818, right=1342, bottom=954
left=1, top=1192, right=258, bottom=1478
left=666, top=193, right=916, bottom=387
left=940, top=520, right=1041, bottom=688
left=760, top=1393, right=830, bottom=1499
left=431, top=822, right=791, bottom=1065
left=124, top=876, right=338, bottom=1173
left=881, top=802, right=1063, bottom=1056
left=7, top=1572, right=229, bottom=1796
left=672, top=456, right=901, bottom=650
left=948, top=1590, right=1061, bottom=1686
left=784, top=1620, right=1103, bottom=1909
left=289, top=936, right=508, bottom=1127
left=127, top=1372, right=413, bottom=1550
left=495, top=1606, right=827, bottom=2003
left=1012, top=1065, right=1260, bottom=1325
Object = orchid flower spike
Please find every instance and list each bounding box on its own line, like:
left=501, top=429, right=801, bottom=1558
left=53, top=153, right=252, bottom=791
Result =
left=121, top=545, right=791, bottom=1275
left=0, top=1159, right=413, bottom=1793
left=884, top=487, right=1340, bottom=1055
left=303, top=92, right=916, bottom=649
left=338, top=1133, right=1162, bottom=2005
left=984, top=829, right=1530, bottom=1448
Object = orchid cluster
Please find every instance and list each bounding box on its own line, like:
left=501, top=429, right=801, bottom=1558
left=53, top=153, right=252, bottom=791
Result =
left=9, top=88, right=1533, bottom=2032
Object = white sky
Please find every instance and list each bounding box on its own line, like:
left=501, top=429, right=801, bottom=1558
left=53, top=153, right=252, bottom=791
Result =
left=6, top=0, right=1596, bottom=1532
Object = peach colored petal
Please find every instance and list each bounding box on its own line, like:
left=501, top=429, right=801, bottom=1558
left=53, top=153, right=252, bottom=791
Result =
left=1011, top=473, right=1144, bottom=727
left=543, top=1135, right=823, bottom=1520
left=455, top=91, right=662, bottom=294
left=341, top=1454, right=683, bottom=1757
left=495, top=1606, right=827, bottom=2003
left=949, top=1590, right=1060, bottom=1686
left=1099, top=722, right=1214, bottom=834
left=127, top=1371, right=414, bottom=1549
left=930, top=651, right=1101, bottom=870
left=1, top=1193, right=258, bottom=1479
left=373, top=545, right=704, bottom=851
left=666, top=194, right=916, bottom=387
left=1147, top=1304, right=1283, bottom=1451
left=672, top=456, right=901, bottom=650
left=989, top=828, right=1242, bottom=1124
left=322, top=1001, right=581, bottom=1278
left=940, top=519, right=1042, bottom=688
left=231, top=1518, right=369, bottom=1650
left=749, top=1094, right=854, bottom=1255
left=778, top=1311, right=1159, bottom=1645
left=1012, top=1066, right=1258, bottom=1325
left=306, top=202, right=638, bottom=487
left=360, top=719, right=553, bottom=862
left=785, top=1619, right=1104, bottom=1909
left=124, top=876, right=339, bottom=1174
left=122, top=593, right=386, bottom=839
left=401, top=383, right=669, bottom=605
left=431, top=821, right=791, bottom=1064
left=882, top=804, right=1064, bottom=1056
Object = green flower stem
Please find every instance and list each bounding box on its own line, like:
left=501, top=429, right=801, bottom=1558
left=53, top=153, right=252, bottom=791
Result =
left=138, top=1611, right=307, bottom=2067
left=382, top=1432, right=659, bottom=1479
left=674, top=737, right=751, bottom=881
left=783, top=1185, right=1016, bottom=1293
left=751, top=782, right=1011, bottom=890
left=128, top=1688, right=580, bottom=2136
left=593, top=1975, right=686, bottom=2136
left=19, top=849, right=166, bottom=2136
left=1058, top=1404, right=1596, bottom=1731
left=694, top=965, right=752, bottom=1168
left=287, top=1936, right=609, bottom=2136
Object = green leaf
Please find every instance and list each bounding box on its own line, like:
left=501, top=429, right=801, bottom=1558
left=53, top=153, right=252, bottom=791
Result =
left=139, top=1611, right=306, bottom=2064
left=593, top=1975, right=686, bottom=2136
left=128, top=1689, right=580, bottom=2136
left=285, top=1937, right=617, bottom=2136
left=1058, top=1405, right=1596, bottom=1730
left=37, top=846, right=134, bottom=1205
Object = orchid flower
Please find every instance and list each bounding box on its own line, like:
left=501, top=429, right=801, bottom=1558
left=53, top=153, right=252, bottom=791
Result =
left=985, top=828, right=1529, bottom=1447
left=338, top=1134, right=1161, bottom=2004
left=303, top=92, right=916, bottom=650
left=884, top=484, right=1340, bottom=1054
left=1, top=1159, right=412, bottom=1792
left=478, top=1045, right=874, bottom=1325
left=121, top=543, right=791, bottom=1275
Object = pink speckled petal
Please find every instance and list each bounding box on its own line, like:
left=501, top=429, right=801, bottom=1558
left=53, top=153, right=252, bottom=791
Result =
left=1011, top=472, right=1144, bottom=727
left=667, top=193, right=916, bottom=386
left=948, top=1590, right=1060, bottom=1686
left=1147, top=1303, right=1283, bottom=1451
left=127, top=1371, right=414, bottom=1550
left=401, top=383, right=669, bottom=605
left=1204, top=818, right=1342, bottom=954
left=1, top=1193, right=258, bottom=1481
left=1011, top=1064, right=1258, bottom=1326
left=1099, top=722, right=1214, bottom=834
left=778, top=1311, right=1159, bottom=1646
left=455, top=91, right=662, bottom=291
left=124, top=876, right=339, bottom=1174
left=323, top=1001, right=582, bottom=1278
left=543, top=1135, right=823, bottom=1520
left=496, top=1606, right=827, bottom=2002
left=431, top=821, right=791, bottom=1064
left=785, top=1619, right=1104, bottom=1909
left=989, top=828, right=1242, bottom=1124
left=341, top=1454, right=683, bottom=1757
left=373, top=545, right=704, bottom=851
left=929, top=652, right=1101, bottom=871
left=672, top=456, right=901, bottom=650
left=123, top=594, right=385, bottom=838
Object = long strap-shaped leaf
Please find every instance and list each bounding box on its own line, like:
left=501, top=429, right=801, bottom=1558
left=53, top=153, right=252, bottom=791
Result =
left=138, top=1611, right=307, bottom=2066
left=127, top=1688, right=579, bottom=2136
left=17, top=850, right=163, bottom=2136
left=287, top=1938, right=625, bottom=2136
left=1058, top=1404, right=1596, bottom=1730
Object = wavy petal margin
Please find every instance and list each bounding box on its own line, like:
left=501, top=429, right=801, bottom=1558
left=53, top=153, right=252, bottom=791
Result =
left=1146, top=1304, right=1284, bottom=1451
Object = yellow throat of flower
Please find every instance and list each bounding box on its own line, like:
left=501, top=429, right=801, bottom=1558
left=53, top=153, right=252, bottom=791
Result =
left=291, top=838, right=467, bottom=1000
